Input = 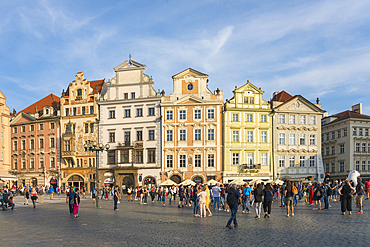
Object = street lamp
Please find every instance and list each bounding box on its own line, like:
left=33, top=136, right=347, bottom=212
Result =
left=84, top=142, right=110, bottom=208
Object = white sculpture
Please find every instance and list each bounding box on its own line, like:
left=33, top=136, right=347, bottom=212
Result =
left=346, top=170, right=361, bottom=186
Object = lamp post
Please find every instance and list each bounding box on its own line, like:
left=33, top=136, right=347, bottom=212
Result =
left=84, top=141, right=110, bottom=208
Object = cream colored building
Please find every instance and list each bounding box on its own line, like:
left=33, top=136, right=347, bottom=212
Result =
left=223, top=81, right=273, bottom=183
left=322, top=103, right=370, bottom=180
left=161, top=68, right=223, bottom=184
left=60, top=72, right=105, bottom=191
left=0, top=91, right=14, bottom=187
left=271, top=91, right=326, bottom=182
left=98, top=60, right=162, bottom=190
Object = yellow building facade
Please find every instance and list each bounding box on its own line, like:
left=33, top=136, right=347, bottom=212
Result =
left=223, top=81, right=273, bottom=183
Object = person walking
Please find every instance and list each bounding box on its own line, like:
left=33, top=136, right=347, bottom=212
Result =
left=225, top=184, right=242, bottom=229
left=292, top=182, right=299, bottom=207
left=280, top=182, right=286, bottom=207
left=91, top=187, right=97, bottom=204
left=284, top=181, right=294, bottom=217
left=253, top=183, right=263, bottom=218
left=212, top=183, right=221, bottom=211
left=30, top=189, right=38, bottom=208
left=66, top=187, right=75, bottom=215
left=178, top=185, right=185, bottom=208
left=143, top=185, right=148, bottom=205
left=356, top=177, right=365, bottom=214
left=73, top=188, right=80, bottom=218
left=365, top=180, right=370, bottom=200
left=263, top=183, right=274, bottom=218
left=127, top=187, right=133, bottom=201
left=242, top=183, right=251, bottom=214
left=113, top=185, right=121, bottom=211
left=204, top=185, right=212, bottom=217
left=193, top=184, right=200, bottom=217
left=24, top=189, right=29, bottom=205
left=338, top=180, right=355, bottom=215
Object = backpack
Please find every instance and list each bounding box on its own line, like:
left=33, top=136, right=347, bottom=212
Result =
left=292, top=186, right=298, bottom=195
left=327, top=186, right=333, bottom=196
left=227, top=190, right=237, bottom=206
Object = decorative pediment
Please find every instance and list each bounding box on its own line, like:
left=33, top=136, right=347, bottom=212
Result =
left=275, top=96, right=325, bottom=114
left=289, top=148, right=297, bottom=153
left=300, top=149, right=307, bottom=153
left=193, top=147, right=202, bottom=153
left=288, top=126, right=297, bottom=130
left=174, top=96, right=205, bottom=105
left=114, top=60, right=146, bottom=72
left=172, top=68, right=208, bottom=79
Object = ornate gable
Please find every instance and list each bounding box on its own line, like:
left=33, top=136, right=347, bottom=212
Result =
left=276, top=96, right=323, bottom=114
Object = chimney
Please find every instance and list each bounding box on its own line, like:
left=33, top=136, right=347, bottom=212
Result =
left=352, top=103, right=362, bottom=114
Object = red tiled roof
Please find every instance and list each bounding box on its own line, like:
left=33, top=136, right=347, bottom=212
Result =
left=18, top=94, right=60, bottom=115
left=272, top=91, right=293, bottom=102
left=88, top=80, right=104, bottom=94
left=329, top=110, right=370, bottom=123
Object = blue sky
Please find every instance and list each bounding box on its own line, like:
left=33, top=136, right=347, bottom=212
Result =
left=1, top=0, right=370, bottom=115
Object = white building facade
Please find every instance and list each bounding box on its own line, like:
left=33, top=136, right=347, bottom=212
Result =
left=98, top=60, right=162, bottom=191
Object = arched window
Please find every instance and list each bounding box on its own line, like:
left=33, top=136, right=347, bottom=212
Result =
left=77, top=89, right=82, bottom=96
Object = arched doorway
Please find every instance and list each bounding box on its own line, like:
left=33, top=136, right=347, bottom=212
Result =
left=143, top=176, right=156, bottom=188
left=170, top=174, right=182, bottom=184
left=122, top=176, right=134, bottom=194
left=67, top=175, right=84, bottom=189
left=192, top=176, right=203, bottom=184
left=31, top=177, right=38, bottom=187
left=50, top=177, right=58, bottom=190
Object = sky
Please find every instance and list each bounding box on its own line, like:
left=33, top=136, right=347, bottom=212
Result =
left=1, top=0, right=370, bottom=116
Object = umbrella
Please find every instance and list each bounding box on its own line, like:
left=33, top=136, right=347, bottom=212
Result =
left=205, top=179, right=220, bottom=185
left=229, top=179, right=245, bottom=186
left=274, top=179, right=284, bottom=185
left=180, top=179, right=196, bottom=186
left=249, top=179, right=264, bottom=185
left=160, top=180, right=178, bottom=186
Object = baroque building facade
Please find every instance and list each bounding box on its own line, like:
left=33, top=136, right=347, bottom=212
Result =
left=321, top=103, right=370, bottom=180
left=161, top=68, right=223, bottom=184
left=223, top=81, right=273, bottom=183
left=271, top=91, right=326, bottom=182
left=10, top=94, right=61, bottom=188
left=98, top=60, right=162, bottom=191
left=0, top=91, right=14, bottom=188
left=60, top=72, right=105, bottom=191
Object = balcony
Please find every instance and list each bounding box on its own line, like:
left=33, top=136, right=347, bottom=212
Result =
left=62, top=151, right=76, bottom=156
left=117, top=141, right=134, bottom=148
left=243, top=164, right=261, bottom=173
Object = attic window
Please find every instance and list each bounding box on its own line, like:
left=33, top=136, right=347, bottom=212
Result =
left=77, top=89, right=82, bottom=96
left=46, top=109, right=49, bottom=114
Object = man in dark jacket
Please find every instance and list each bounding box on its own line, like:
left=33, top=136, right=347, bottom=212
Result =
left=226, top=184, right=242, bottom=229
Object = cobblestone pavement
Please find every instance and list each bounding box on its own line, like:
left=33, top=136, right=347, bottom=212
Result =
left=1, top=195, right=369, bottom=246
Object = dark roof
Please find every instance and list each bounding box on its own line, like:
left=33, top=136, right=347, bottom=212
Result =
left=89, top=80, right=104, bottom=95
left=327, top=110, right=370, bottom=124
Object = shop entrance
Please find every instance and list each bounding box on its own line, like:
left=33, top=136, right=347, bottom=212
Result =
left=50, top=177, right=58, bottom=190
left=31, top=177, right=38, bottom=187
left=67, top=175, right=84, bottom=189
left=143, top=176, right=156, bottom=188
left=122, top=175, right=134, bottom=194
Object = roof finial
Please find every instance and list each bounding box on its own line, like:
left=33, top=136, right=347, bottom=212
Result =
left=129, top=54, right=133, bottom=66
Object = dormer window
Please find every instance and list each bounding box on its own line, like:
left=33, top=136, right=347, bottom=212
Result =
left=46, top=109, right=49, bottom=115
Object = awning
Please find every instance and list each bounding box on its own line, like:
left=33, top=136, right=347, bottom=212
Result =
left=104, top=178, right=114, bottom=184
left=0, top=177, right=18, bottom=181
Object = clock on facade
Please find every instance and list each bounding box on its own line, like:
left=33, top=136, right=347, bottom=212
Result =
left=187, top=83, right=193, bottom=91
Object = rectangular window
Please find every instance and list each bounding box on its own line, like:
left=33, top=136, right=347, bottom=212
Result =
left=30, top=139, right=34, bottom=149
left=13, top=127, right=17, bottom=134
left=247, top=153, right=253, bottom=166
left=362, top=161, right=366, bottom=171
left=207, top=129, right=214, bottom=141
left=137, top=108, right=143, bottom=117
left=39, top=158, right=44, bottom=169
left=124, top=93, right=128, bottom=99
left=359, top=128, right=363, bottom=136
left=261, top=115, right=267, bottom=122
left=166, top=110, right=173, bottom=120
left=149, top=107, right=155, bottom=116
left=90, top=106, right=94, bottom=114
left=65, top=109, right=69, bottom=116
left=125, top=109, right=131, bottom=118
left=73, top=108, right=77, bottom=116
left=325, top=147, right=329, bottom=156
left=207, top=109, right=215, bottom=119
left=356, top=161, right=360, bottom=171
left=22, top=159, right=26, bottom=169
left=247, top=131, right=253, bottom=143
left=279, top=114, right=285, bottom=124
left=22, top=140, right=26, bottom=150
left=121, top=150, right=129, bottom=163
left=289, top=115, right=295, bottom=124
left=85, top=123, right=89, bottom=133
left=208, top=154, right=215, bottom=167
left=279, top=156, right=285, bottom=167
left=179, top=130, right=186, bottom=141
left=353, top=128, right=357, bottom=136
left=244, top=97, right=248, bottom=104
left=340, top=144, right=344, bottom=153
left=289, top=156, right=295, bottom=167
left=299, top=116, right=306, bottom=124
left=247, top=114, right=253, bottom=122
left=368, top=161, right=370, bottom=171
left=179, top=110, right=186, bottom=120
left=309, top=156, right=315, bottom=167
left=50, top=123, right=55, bottom=130
left=331, top=132, right=335, bottom=139
left=279, top=133, right=285, bottom=145
left=261, top=131, right=267, bottom=143
left=356, top=143, right=360, bottom=152
left=82, top=106, right=85, bottom=115
left=30, top=125, right=34, bottom=132
left=249, top=97, right=254, bottom=104
left=232, top=130, right=239, bottom=142
left=337, top=130, right=341, bottom=138
left=331, top=163, right=335, bottom=173
left=124, top=132, right=131, bottom=145
left=232, top=114, right=239, bottom=121
left=299, top=134, right=305, bottom=145
left=365, top=129, right=369, bottom=136
left=362, top=143, right=366, bottom=152
left=109, top=132, right=115, bottom=143
left=131, top=92, right=135, bottom=99
left=195, top=129, right=201, bottom=141
left=194, top=155, right=201, bottom=167
left=166, top=155, right=173, bottom=168
left=343, top=129, right=347, bottom=136
left=14, top=141, right=18, bottom=151
left=299, top=156, right=305, bottom=167
left=261, top=153, right=267, bottom=165
left=137, top=131, right=143, bottom=141
left=39, top=124, right=44, bottom=131
left=30, top=158, right=35, bottom=169
left=325, top=164, right=329, bottom=173
left=368, top=144, right=370, bottom=153
left=109, top=110, right=115, bottom=119
left=39, top=139, right=44, bottom=149
left=289, top=134, right=295, bottom=145
left=21, top=126, right=25, bottom=132
left=194, top=110, right=201, bottom=119
left=166, top=130, right=173, bottom=142
left=178, top=155, right=186, bottom=168
left=340, top=162, right=344, bottom=172
left=232, top=153, right=239, bottom=165
left=136, top=150, right=143, bottom=163
left=148, top=150, right=156, bottom=163
left=331, top=146, right=335, bottom=155
left=310, top=134, right=315, bottom=145
left=310, top=116, right=316, bottom=125
left=14, top=159, right=18, bottom=170
left=326, top=134, right=329, bottom=140
left=90, top=123, right=94, bottom=133
left=108, top=151, right=115, bottom=164
left=149, top=130, right=155, bottom=141
left=50, top=137, right=55, bottom=148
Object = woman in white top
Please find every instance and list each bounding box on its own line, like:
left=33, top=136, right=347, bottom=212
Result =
left=198, top=187, right=208, bottom=218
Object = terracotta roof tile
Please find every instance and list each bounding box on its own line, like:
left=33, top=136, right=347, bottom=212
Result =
left=19, top=94, right=60, bottom=116
left=272, top=91, right=293, bottom=102
left=88, top=80, right=104, bottom=94
left=329, top=110, right=370, bottom=123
